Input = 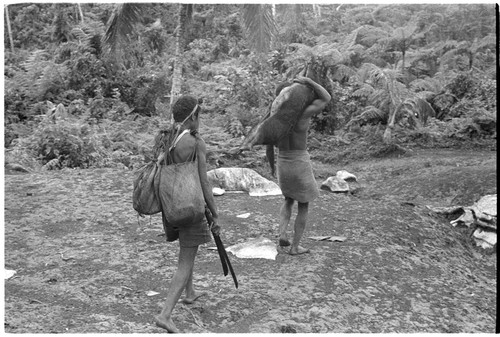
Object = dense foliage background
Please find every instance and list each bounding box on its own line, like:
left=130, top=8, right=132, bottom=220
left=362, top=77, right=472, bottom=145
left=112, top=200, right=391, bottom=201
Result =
left=3, top=3, right=497, bottom=172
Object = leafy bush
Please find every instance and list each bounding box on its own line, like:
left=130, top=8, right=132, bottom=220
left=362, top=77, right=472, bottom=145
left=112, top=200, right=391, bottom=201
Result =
left=444, top=71, right=496, bottom=119
left=185, top=39, right=220, bottom=72
left=397, top=111, right=496, bottom=147
left=7, top=113, right=163, bottom=170
left=31, top=119, right=106, bottom=168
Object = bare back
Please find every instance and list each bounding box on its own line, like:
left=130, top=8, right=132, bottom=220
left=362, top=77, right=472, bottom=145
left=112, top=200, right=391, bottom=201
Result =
left=277, top=116, right=310, bottom=151
left=276, top=77, right=330, bottom=152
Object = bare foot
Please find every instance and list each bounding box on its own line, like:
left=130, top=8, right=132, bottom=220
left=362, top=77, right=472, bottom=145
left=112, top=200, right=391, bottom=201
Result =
left=181, top=291, right=207, bottom=304
left=289, top=246, right=310, bottom=255
left=154, top=314, right=179, bottom=333
left=279, top=238, right=291, bottom=247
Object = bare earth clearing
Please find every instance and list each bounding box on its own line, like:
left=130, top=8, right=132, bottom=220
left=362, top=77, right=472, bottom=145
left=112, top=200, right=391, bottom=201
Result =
left=4, top=148, right=497, bottom=333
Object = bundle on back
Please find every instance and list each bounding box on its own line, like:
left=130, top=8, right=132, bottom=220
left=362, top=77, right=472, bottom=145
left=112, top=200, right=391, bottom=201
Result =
left=239, top=66, right=319, bottom=150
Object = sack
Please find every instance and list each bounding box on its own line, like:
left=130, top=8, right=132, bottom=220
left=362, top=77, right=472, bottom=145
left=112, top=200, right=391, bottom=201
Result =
left=132, top=161, right=162, bottom=215
left=158, top=160, right=205, bottom=227
left=158, top=132, right=205, bottom=227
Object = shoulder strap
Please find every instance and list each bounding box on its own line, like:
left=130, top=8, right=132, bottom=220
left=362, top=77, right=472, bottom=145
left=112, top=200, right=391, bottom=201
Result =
left=167, top=130, right=198, bottom=163
left=169, top=129, right=190, bottom=152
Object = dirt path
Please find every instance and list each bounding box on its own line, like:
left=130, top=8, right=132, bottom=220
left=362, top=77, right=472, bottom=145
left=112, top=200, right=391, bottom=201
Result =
left=3, top=149, right=497, bottom=333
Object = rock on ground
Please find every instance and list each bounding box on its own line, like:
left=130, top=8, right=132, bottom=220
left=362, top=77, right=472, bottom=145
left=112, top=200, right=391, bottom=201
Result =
left=320, top=176, right=349, bottom=193
left=207, top=167, right=281, bottom=197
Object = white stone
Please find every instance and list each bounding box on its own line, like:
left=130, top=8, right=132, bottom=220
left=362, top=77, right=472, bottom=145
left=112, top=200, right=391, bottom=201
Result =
left=474, top=194, right=497, bottom=217
left=212, top=187, right=225, bottom=196
left=336, top=170, right=357, bottom=182
left=473, top=228, right=497, bottom=249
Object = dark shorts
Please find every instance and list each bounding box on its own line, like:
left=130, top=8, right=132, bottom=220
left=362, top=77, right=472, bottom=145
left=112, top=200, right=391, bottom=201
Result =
left=162, top=212, right=212, bottom=248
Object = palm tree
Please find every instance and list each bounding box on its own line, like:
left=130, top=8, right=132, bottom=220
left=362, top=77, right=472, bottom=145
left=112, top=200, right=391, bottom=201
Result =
left=380, top=24, right=422, bottom=80
left=102, top=3, right=143, bottom=58
left=76, top=3, right=84, bottom=23
left=242, top=4, right=276, bottom=53
left=5, top=5, right=14, bottom=53
left=102, top=3, right=276, bottom=119
left=438, top=34, right=496, bottom=72
left=170, top=4, right=193, bottom=108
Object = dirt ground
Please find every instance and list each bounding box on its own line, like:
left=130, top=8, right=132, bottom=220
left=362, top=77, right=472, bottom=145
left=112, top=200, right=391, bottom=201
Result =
left=3, top=148, right=497, bottom=333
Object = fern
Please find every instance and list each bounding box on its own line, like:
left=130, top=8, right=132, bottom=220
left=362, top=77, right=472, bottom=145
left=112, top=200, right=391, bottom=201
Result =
left=409, top=77, right=444, bottom=93
left=357, top=25, right=389, bottom=47
left=346, top=105, right=388, bottom=129
left=351, top=83, right=374, bottom=98
left=400, top=97, right=436, bottom=126
left=333, top=64, right=357, bottom=82
left=35, top=63, right=70, bottom=100
left=225, top=117, right=245, bottom=137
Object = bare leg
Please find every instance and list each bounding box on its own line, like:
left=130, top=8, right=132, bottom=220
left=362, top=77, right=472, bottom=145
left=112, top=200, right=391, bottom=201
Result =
left=278, top=197, right=294, bottom=246
left=155, top=245, right=198, bottom=332
left=181, top=269, right=206, bottom=304
left=289, top=202, right=310, bottom=255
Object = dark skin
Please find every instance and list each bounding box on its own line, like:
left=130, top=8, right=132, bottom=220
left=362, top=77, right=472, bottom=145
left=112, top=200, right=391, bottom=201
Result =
left=276, top=76, right=331, bottom=255
left=154, top=110, right=220, bottom=333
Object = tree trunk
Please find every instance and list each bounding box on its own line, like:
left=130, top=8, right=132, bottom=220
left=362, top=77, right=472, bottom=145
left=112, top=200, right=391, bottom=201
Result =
left=5, top=5, right=14, bottom=53
left=169, top=4, right=191, bottom=121
left=401, top=50, right=405, bottom=74
left=77, top=3, right=84, bottom=23
left=383, top=80, right=401, bottom=144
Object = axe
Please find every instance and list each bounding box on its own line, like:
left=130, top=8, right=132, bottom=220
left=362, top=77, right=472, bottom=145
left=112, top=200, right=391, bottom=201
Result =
left=205, top=208, right=238, bottom=289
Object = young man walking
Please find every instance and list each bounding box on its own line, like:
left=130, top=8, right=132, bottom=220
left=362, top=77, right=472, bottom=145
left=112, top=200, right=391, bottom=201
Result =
left=153, top=95, right=220, bottom=332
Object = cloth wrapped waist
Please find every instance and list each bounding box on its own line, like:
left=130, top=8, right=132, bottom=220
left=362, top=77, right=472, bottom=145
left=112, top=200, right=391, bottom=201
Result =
left=277, top=150, right=319, bottom=203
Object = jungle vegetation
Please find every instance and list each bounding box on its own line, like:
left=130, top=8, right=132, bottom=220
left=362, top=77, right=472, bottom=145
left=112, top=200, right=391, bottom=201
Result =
left=3, top=3, right=497, bottom=171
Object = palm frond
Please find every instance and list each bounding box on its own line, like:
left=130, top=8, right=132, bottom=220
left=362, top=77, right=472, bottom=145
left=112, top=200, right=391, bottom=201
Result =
left=102, top=3, right=143, bottom=54
left=415, top=90, right=438, bottom=101
left=242, top=4, right=277, bottom=53
left=472, top=34, right=496, bottom=52
left=341, top=28, right=360, bottom=49
left=392, top=24, right=418, bottom=41
left=360, top=63, right=400, bottom=87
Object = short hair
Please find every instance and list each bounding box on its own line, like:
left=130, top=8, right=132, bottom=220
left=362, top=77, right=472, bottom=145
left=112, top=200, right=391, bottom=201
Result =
left=172, top=95, right=200, bottom=122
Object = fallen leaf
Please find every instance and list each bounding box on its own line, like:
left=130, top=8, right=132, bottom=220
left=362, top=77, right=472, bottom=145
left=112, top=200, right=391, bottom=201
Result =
left=327, top=236, right=347, bottom=242
left=226, top=237, right=277, bottom=260
left=29, top=299, right=44, bottom=304
left=308, top=236, right=331, bottom=241
left=236, top=213, right=251, bottom=218
left=145, top=291, right=160, bottom=296
left=308, top=236, right=347, bottom=242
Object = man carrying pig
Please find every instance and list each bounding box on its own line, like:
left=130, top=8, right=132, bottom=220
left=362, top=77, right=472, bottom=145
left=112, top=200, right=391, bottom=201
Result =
left=275, top=76, right=331, bottom=255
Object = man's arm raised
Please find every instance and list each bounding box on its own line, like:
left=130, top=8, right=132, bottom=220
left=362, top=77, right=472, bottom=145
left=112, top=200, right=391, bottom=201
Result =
left=293, top=76, right=332, bottom=118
